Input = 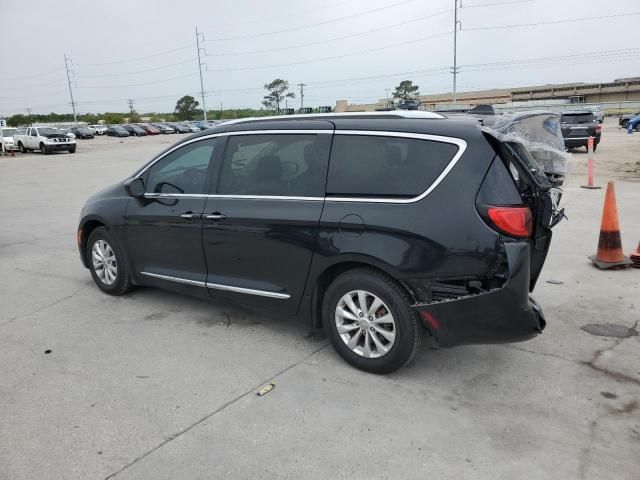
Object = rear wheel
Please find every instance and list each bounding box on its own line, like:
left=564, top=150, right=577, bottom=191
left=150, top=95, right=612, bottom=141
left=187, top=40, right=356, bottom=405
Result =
left=323, top=268, right=423, bottom=373
left=635, top=124, right=640, bottom=133
left=87, top=227, right=133, bottom=296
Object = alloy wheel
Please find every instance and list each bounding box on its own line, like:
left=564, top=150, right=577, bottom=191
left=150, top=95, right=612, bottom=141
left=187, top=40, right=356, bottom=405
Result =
left=335, top=290, right=396, bottom=358
left=92, top=239, right=118, bottom=285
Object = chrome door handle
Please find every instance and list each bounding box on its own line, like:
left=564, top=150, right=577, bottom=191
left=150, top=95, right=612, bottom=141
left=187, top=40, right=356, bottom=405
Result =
left=205, top=213, right=227, bottom=221
left=180, top=213, right=197, bottom=219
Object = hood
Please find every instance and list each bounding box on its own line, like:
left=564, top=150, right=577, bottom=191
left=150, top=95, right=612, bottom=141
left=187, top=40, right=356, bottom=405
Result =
left=41, top=133, right=67, bottom=139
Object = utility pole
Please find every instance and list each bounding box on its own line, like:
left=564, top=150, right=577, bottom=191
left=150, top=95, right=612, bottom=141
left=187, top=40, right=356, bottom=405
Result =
left=127, top=99, right=135, bottom=115
left=219, top=102, right=223, bottom=120
left=297, top=83, right=306, bottom=110
left=452, top=0, right=461, bottom=105
left=64, top=54, right=78, bottom=125
left=26, top=108, right=32, bottom=126
left=195, top=26, right=207, bottom=121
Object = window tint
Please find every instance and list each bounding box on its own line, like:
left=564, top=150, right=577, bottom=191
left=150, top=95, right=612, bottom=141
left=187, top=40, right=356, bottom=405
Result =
left=146, top=139, right=217, bottom=194
left=218, top=134, right=328, bottom=196
left=561, top=113, right=595, bottom=124
left=326, top=135, right=459, bottom=197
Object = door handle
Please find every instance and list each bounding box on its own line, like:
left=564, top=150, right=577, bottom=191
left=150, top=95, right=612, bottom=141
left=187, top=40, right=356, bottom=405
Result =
left=180, top=212, right=198, bottom=219
left=205, top=213, right=227, bottom=221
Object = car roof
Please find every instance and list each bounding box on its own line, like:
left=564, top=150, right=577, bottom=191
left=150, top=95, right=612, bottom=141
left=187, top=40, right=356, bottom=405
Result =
left=561, top=110, right=595, bottom=115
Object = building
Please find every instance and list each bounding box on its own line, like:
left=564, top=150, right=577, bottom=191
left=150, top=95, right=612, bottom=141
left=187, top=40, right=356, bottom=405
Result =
left=335, top=77, right=640, bottom=112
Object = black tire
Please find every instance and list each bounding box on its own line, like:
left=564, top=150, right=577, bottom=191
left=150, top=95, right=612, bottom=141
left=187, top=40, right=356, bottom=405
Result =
left=86, top=227, right=134, bottom=296
left=621, top=120, right=628, bottom=128
left=69, top=147, right=76, bottom=153
left=635, top=124, right=640, bottom=133
left=18, top=142, right=26, bottom=153
left=592, top=142, right=597, bottom=152
left=40, top=143, right=48, bottom=155
left=322, top=268, right=423, bottom=374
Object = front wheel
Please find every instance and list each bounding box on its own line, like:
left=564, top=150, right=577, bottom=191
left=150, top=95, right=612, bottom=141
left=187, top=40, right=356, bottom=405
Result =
left=87, top=227, right=134, bottom=296
left=18, top=142, right=26, bottom=153
left=40, top=143, right=48, bottom=155
left=323, top=268, right=423, bottom=374
left=635, top=124, right=640, bottom=133
left=592, top=142, right=598, bottom=152
left=69, top=147, right=76, bottom=153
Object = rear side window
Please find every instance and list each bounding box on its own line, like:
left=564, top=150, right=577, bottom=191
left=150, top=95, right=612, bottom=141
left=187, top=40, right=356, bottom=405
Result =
left=218, top=134, right=329, bottom=197
left=326, top=135, right=459, bottom=197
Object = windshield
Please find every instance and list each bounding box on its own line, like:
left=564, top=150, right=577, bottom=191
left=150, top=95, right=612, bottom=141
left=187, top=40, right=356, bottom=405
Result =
left=561, top=113, right=595, bottom=124
left=2, top=128, right=16, bottom=136
left=38, top=128, right=60, bottom=135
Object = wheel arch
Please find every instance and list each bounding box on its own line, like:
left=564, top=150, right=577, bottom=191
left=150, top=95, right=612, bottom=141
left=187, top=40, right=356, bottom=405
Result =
left=78, top=216, right=110, bottom=267
left=309, top=259, right=416, bottom=330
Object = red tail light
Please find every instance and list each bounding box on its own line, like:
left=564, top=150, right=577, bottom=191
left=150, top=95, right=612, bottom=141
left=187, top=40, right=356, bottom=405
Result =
left=595, top=125, right=602, bottom=133
left=487, top=206, right=533, bottom=238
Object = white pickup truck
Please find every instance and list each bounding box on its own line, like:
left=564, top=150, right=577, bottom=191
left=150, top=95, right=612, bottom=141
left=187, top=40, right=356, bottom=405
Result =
left=15, top=126, right=76, bottom=154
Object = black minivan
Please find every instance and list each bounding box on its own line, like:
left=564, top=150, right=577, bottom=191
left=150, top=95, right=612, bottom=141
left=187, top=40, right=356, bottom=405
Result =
left=78, top=112, right=554, bottom=373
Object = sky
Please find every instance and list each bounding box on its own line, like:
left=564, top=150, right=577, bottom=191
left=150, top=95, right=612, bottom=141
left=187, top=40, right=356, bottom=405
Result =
left=1, top=0, right=639, bottom=116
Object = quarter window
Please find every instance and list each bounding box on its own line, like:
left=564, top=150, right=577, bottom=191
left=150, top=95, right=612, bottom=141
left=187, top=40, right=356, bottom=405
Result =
left=146, top=139, right=218, bottom=194
left=326, top=135, right=459, bottom=197
left=218, top=134, right=329, bottom=196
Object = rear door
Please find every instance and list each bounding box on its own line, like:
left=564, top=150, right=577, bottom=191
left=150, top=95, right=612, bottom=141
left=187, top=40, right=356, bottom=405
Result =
left=201, top=130, right=332, bottom=315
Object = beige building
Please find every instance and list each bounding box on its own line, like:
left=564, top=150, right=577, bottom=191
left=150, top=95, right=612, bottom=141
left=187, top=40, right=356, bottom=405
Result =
left=335, top=77, right=640, bottom=112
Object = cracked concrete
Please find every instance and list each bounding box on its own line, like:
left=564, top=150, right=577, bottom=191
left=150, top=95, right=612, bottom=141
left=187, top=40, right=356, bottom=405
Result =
left=1, top=126, right=639, bottom=479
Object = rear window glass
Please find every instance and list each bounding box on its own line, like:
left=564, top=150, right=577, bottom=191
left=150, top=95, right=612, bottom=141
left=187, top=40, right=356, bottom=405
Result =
left=561, top=113, right=595, bottom=124
left=326, top=135, right=458, bottom=197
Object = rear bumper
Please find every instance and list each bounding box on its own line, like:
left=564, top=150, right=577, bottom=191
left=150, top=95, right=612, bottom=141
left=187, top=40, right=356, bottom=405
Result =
left=563, top=136, right=600, bottom=148
left=412, top=242, right=546, bottom=348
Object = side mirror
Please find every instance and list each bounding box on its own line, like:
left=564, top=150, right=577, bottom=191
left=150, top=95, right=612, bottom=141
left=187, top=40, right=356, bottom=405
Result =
left=123, top=177, right=145, bottom=198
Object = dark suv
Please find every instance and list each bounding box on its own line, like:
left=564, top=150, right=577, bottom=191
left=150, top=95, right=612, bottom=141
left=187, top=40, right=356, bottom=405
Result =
left=78, top=112, right=554, bottom=373
left=560, top=110, right=601, bottom=151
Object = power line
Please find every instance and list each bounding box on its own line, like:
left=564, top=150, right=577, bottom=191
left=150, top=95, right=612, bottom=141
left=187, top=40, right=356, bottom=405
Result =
left=74, top=59, right=195, bottom=78
left=204, top=0, right=419, bottom=41
left=75, top=72, right=199, bottom=89
left=464, top=11, right=640, bottom=32
left=74, top=44, right=194, bottom=67
left=0, top=68, right=65, bottom=82
left=205, top=9, right=452, bottom=57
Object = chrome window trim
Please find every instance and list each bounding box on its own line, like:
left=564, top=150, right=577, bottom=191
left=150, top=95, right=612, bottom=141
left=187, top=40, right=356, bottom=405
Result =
left=140, top=271, right=290, bottom=299
left=135, top=129, right=467, bottom=205
left=326, top=130, right=467, bottom=204
left=133, top=130, right=332, bottom=179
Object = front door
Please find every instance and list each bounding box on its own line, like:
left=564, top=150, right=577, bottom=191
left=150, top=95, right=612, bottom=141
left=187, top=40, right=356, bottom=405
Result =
left=125, top=137, right=221, bottom=295
left=202, top=131, right=332, bottom=315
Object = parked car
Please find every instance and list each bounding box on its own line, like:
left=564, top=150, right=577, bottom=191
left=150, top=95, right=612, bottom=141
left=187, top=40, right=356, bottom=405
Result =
left=618, top=111, right=640, bottom=128
left=71, top=127, right=95, bottom=139
left=1, top=127, right=19, bottom=151
left=14, top=126, right=76, bottom=154
left=151, top=123, right=175, bottom=134
left=122, top=125, right=147, bottom=137
left=191, top=121, right=209, bottom=131
left=88, top=124, right=108, bottom=135
left=77, top=111, right=556, bottom=373
left=185, top=123, right=201, bottom=133
left=60, top=128, right=76, bottom=139
left=584, top=105, right=604, bottom=123
left=140, top=124, right=161, bottom=135
left=560, top=110, right=601, bottom=151
left=106, top=126, right=130, bottom=137
left=627, top=115, right=640, bottom=132
left=169, top=123, right=191, bottom=134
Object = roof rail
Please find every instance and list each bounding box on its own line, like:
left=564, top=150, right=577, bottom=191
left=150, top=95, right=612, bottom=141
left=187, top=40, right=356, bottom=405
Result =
left=219, top=110, right=445, bottom=126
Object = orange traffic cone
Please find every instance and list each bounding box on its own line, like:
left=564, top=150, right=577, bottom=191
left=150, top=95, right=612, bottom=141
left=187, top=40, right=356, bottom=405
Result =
left=589, top=181, right=632, bottom=269
left=631, top=242, right=640, bottom=269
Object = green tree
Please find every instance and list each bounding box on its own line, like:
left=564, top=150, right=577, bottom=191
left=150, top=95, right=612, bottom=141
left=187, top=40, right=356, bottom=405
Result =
left=7, top=114, right=28, bottom=126
left=393, top=80, right=420, bottom=102
left=262, top=79, right=295, bottom=114
left=174, top=95, right=200, bottom=121
left=103, top=112, right=125, bottom=124
left=128, top=111, right=142, bottom=123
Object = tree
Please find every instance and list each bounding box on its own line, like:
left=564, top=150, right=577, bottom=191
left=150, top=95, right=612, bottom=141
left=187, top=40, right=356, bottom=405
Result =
left=393, top=80, right=420, bottom=102
left=103, top=112, right=125, bottom=124
left=128, top=111, right=142, bottom=123
left=7, top=114, right=28, bottom=126
left=262, top=79, right=294, bottom=114
left=174, top=95, right=200, bottom=121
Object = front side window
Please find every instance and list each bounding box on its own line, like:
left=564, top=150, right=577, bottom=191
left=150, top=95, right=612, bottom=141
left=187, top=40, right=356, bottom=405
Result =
left=218, top=134, right=329, bottom=196
left=146, top=138, right=218, bottom=194
left=326, top=135, right=459, bottom=197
